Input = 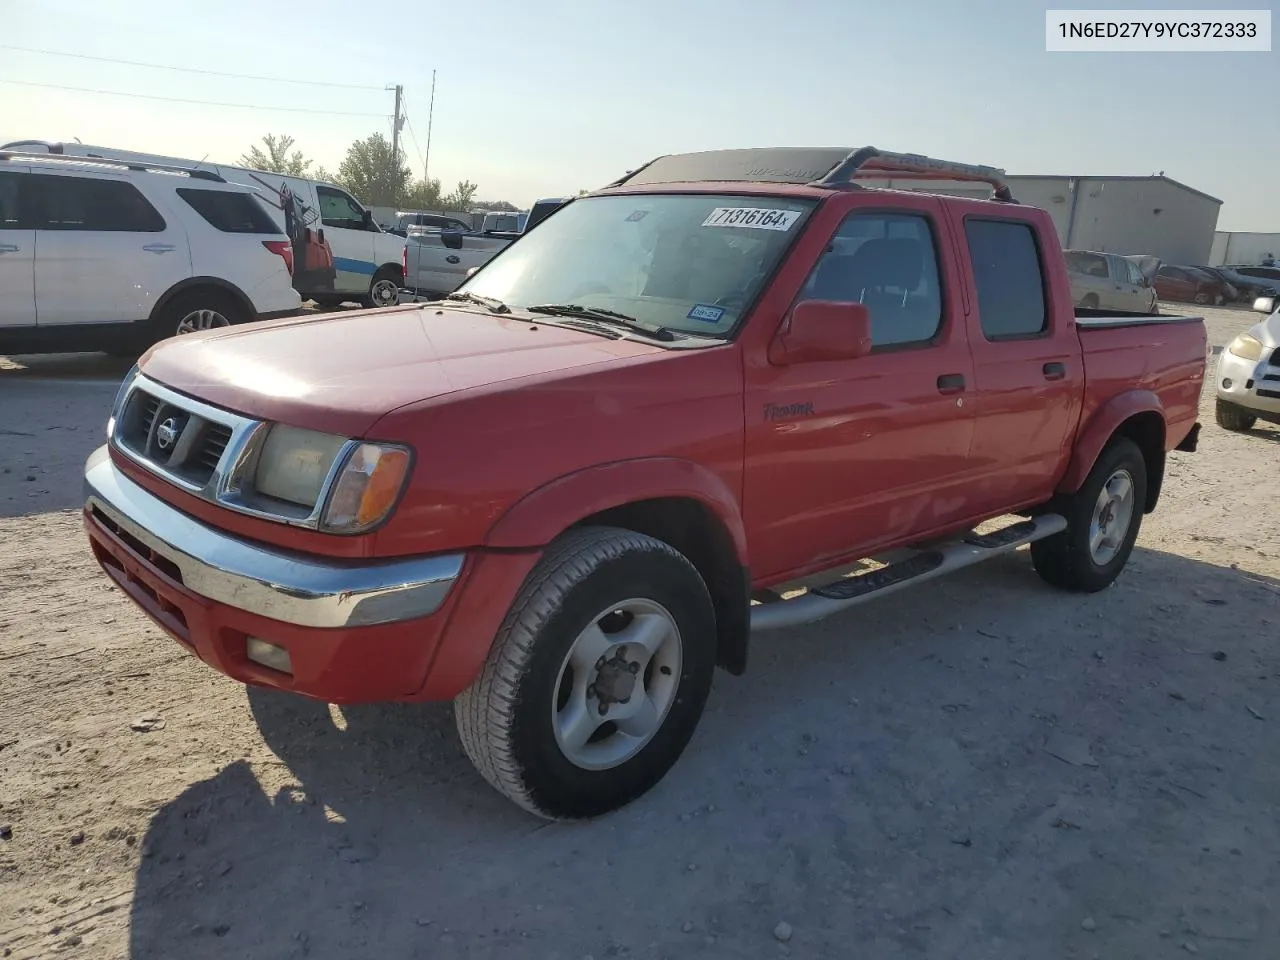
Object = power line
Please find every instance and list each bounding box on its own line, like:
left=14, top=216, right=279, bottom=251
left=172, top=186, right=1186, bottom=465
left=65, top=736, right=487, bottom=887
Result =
left=0, top=79, right=388, bottom=117
left=0, top=44, right=385, bottom=91
left=401, top=96, right=426, bottom=174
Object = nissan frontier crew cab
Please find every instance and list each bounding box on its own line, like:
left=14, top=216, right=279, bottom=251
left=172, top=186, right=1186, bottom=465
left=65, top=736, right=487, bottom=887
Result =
left=83, top=147, right=1208, bottom=820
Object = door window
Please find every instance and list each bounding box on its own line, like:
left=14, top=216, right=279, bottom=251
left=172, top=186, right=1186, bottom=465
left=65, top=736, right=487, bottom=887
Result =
left=0, top=172, right=21, bottom=228
left=316, top=186, right=366, bottom=230
left=30, top=175, right=166, bottom=232
left=1065, top=251, right=1107, bottom=278
left=797, top=212, right=943, bottom=348
left=1125, top=260, right=1144, bottom=285
left=964, top=219, right=1048, bottom=339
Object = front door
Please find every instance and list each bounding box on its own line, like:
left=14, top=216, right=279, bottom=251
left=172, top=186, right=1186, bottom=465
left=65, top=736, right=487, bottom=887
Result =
left=315, top=184, right=376, bottom=295
left=743, top=198, right=977, bottom=582
left=30, top=171, right=189, bottom=325
left=958, top=215, right=1082, bottom=514
left=0, top=170, right=36, bottom=327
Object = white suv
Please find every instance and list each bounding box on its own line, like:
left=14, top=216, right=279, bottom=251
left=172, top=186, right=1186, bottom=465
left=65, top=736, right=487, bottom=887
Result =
left=0, top=150, right=301, bottom=356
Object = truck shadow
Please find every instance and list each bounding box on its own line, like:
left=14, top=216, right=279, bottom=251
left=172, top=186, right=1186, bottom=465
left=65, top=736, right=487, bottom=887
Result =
left=125, top=546, right=1280, bottom=959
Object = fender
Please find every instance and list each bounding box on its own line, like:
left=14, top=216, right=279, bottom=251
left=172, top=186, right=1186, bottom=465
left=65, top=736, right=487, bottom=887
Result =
left=149, top=276, right=255, bottom=321
left=484, top=457, right=749, bottom=566
left=1057, top=389, right=1164, bottom=493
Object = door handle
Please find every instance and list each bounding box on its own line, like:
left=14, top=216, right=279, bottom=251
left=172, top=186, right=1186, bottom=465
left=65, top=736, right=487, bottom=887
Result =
left=1043, top=362, right=1066, bottom=381
left=936, top=373, right=966, bottom=393
left=0, top=244, right=20, bottom=253
left=142, top=243, right=176, bottom=254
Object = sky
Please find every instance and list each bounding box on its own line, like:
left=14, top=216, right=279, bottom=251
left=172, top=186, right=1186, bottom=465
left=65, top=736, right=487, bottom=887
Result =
left=2, top=0, right=1276, bottom=230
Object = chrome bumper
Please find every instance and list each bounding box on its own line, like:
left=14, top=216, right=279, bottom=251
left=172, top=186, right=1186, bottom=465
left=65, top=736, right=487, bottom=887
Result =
left=84, top=445, right=464, bottom=628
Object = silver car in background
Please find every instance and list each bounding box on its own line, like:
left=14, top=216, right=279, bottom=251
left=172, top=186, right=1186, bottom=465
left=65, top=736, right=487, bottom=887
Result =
left=1065, top=249, right=1158, bottom=313
left=1216, top=298, right=1280, bottom=432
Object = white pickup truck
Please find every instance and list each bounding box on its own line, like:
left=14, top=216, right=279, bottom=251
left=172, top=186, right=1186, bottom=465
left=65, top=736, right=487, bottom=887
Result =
left=402, top=197, right=568, bottom=298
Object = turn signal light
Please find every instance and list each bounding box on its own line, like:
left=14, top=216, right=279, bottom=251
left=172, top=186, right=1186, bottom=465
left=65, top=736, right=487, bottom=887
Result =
left=319, top=443, right=412, bottom=534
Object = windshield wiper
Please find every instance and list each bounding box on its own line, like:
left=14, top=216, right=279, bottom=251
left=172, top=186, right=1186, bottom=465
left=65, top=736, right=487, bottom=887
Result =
left=524, top=304, right=675, bottom=342
left=445, top=291, right=510, bottom=314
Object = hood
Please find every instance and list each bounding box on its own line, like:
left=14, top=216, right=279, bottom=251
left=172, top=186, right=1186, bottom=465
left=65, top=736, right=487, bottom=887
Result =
left=1123, top=254, right=1161, bottom=283
left=139, top=305, right=666, bottom=437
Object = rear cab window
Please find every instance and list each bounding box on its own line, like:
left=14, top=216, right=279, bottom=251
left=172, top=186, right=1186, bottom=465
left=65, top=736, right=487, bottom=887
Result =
left=795, top=211, right=944, bottom=349
left=177, top=188, right=280, bottom=234
left=964, top=218, right=1048, bottom=339
left=30, top=174, right=166, bottom=232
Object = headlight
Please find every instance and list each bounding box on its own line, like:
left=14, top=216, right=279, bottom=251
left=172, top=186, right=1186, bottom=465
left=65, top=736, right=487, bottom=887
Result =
left=253, top=425, right=350, bottom=508
left=107, top=364, right=140, bottom=438
left=1226, top=334, right=1263, bottom=362
left=319, top=442, right=413, bottom=534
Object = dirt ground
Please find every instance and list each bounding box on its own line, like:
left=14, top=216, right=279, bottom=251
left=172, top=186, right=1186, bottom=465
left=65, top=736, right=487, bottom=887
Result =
left=1, top=305, right=1277, bottom=960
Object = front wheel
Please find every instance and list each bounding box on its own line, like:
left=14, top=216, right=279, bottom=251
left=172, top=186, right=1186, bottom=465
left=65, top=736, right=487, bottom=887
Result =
left=454, top=527, right=716, bottom=820
left=1031, top=438, right=1147, bottom=593
left=1216, top=399, right=1257, bottom=432
left=363, top=268, right=402, bottom=309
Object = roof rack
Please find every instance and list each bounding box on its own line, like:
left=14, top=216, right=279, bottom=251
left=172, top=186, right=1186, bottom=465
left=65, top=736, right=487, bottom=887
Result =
left=813, top=147, right=1016, bottom=202
left=603, top=147, right=1016, bottom=201
left=0, top=141, right=225, bottom=183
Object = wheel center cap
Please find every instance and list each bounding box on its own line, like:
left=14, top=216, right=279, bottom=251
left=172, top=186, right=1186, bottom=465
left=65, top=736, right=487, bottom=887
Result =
left=594, top=654, right=639, bottom=704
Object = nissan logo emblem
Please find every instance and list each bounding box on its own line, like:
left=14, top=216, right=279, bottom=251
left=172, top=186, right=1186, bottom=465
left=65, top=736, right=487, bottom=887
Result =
left=155, top=417, right=179, bottom=451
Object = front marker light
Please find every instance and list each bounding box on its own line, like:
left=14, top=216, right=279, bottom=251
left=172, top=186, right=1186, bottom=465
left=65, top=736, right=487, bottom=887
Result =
left=319, top=443, right=412, bottom=534
left=1226, top=334, right=1263, bottom=362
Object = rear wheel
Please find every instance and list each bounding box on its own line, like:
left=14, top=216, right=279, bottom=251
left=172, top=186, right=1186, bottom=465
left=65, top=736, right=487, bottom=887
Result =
left=1193, top=291, right=1211, bottom=305
left=454, top=526, right=716, bottom=820
left=1031, top=438, right=1147, bottom=593
left=363, top=267, right=402, bottom=308
left=136, top=290, right=246, bottom=352
left=1215, top=399, right=1257, bottom=432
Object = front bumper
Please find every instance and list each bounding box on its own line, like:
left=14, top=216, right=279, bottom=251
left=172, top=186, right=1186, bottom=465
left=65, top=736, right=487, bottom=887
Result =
left=1217, top=347, right=1280, bottom=419
left=82, top=445, right=528, bottom=703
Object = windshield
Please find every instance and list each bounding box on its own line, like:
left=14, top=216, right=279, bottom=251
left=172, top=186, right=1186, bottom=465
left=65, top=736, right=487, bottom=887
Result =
left=458, top=193, right=815, bottom=337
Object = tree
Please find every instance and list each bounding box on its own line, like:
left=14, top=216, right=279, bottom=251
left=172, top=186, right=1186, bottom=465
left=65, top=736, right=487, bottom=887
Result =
left=472, top=199, right=517, bottom=212
left=404, top=177, right=444, bottom=210
left=334, top=133, right=412, bottom=206
left=240, top=134, right=312, bottom=176
left=442, top=179, right=479, bottom=211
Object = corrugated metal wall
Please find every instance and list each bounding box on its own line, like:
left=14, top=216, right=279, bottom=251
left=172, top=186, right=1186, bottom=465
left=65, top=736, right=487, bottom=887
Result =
left=1209, top=231, right=1280, bottom=266
left=880, top=175, right=1220, bottom=265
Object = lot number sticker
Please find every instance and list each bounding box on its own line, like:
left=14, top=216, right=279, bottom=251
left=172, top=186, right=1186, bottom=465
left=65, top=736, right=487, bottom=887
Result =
left=702, top=207, right=800, bottom=231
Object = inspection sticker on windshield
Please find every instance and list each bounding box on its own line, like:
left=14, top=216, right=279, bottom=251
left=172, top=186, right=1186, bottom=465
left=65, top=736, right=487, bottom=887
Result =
left=702, top=207, right=800, bottom=231
left=687, top=304, right=725, bottom=323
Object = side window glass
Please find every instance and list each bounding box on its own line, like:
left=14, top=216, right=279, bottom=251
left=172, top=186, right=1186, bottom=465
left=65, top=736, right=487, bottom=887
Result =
left=1125, top=260, right=1144, bottom=285
left=964, top=219, right=1048, bottom=339
left=316, top=186, right=364, bottom=229
left=34, top=175, right=166, bottom=232
left=798, top=211, right=943, bottom=348
left=0, top=173, right=19, bottom=228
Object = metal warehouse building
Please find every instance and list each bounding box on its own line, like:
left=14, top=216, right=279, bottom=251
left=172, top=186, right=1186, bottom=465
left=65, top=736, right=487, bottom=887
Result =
left=1210, top=231, right=1280, bottom=266
left=883, top=174, right=1222, bottom=265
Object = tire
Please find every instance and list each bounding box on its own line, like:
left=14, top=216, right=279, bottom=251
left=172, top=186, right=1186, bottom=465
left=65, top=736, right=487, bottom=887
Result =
left=1193, top=292, right=1210, bottom=305
left=1213, top=293, right=1226, bottom=306
left=1215, top=399, right=1257, bottom=432
left=455, top=526, right=717, bottom=820
left=363, top=267, right=402, bottom=309
left=1081, top=294, right=1100, bottom=309
left=139, top=290, right=247, bottom=351
left=1031, top=438, right=1147, bottom=593
left=311, top=295, right=347, bottom=309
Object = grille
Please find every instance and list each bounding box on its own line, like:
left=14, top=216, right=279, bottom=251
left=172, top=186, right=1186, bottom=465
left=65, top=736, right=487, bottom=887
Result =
left=116, top=388, right=235, bottom=488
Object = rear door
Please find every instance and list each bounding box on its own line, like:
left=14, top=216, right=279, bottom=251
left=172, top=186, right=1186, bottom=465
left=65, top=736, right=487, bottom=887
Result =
left=30, top=171, right=189, bottom=325
left=743, top=196, right=978, bottom=579
left=315, top=184, right=376, bottom=295
left=1065, top=251, right=1110, bottom=308
left=1122, top=258, right=1156, bottom=312
left=959, top=215, right=1082, bottom=513
left=0, top=168, right=36, bottom=327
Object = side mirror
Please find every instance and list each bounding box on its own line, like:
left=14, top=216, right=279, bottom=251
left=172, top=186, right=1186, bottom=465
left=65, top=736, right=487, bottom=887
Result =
left=441, top=230, right=464, bottom=250
left=769, top=300, right=872, bottom=365
left=361, top=209, right=374, bottom=229
left=1253, top=295, right=1276, bottom=314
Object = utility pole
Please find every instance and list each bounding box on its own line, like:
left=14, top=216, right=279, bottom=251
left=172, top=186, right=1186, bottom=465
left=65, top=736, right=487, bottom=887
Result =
left=388, top=83, right=404, bottom=204
left=423, top=70, right=436, bottom=186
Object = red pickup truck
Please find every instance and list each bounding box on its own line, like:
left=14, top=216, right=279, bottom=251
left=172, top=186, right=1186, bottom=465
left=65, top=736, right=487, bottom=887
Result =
left=84, top=147, right=1207, bottom=820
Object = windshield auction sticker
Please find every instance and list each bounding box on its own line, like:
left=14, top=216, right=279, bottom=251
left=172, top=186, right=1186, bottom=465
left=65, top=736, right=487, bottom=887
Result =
left=702, top=208, right=801, bottom=231
left=1046, top=9, right=1270, bottom=51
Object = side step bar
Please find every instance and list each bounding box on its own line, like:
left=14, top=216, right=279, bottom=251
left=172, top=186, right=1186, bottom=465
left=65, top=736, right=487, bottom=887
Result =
left=749, top=514, right=1067, bottom=632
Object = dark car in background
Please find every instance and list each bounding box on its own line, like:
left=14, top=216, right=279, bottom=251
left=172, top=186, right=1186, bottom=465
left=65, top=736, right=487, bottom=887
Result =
left=1196, top=266, right=1280, bottom=303
left=1154, top=264, right=1234, bottom=305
